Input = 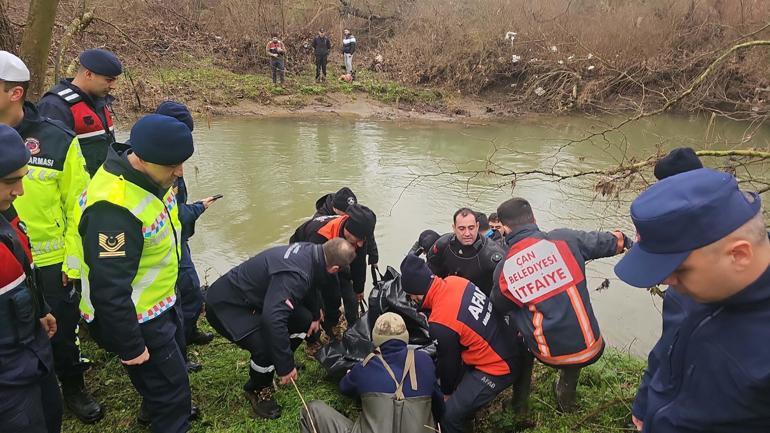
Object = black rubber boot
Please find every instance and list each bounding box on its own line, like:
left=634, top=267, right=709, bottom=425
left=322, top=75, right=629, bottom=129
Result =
left=243, top=366, right=281, bottom=419
left=510, top=352, right=535, bottom=417
left=61, top=374, right=103, bottom=424
left=554, top=366, right=581, bottom=412
left=187, top=326, right=214, bottom=346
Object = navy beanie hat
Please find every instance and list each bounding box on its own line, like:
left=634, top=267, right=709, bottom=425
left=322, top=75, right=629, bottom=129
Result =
left=333, top=187, right=357, bottom=212
left=418, top=229, right=440, bottom=252
left=654, top=147, right=703, bottom=180
left=79, top=49, right=123, bottom=76
left=155, top=101, right=194, bottom=131
left=345, top=204, right=376, bottom=240
left=0, top=125, right=30, bottom=178
left=400, top=254, right=434, bottom=295
left=130, top=114, right=194, bottom=166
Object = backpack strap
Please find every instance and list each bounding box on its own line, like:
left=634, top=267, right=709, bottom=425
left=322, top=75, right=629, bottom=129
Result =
left=362, top=352, right=378, bottom=366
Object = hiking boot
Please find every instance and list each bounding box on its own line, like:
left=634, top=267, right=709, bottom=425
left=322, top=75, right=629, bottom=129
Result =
left=62, top=377, right=103, bottom=424
left=244, top=388, right=282, bottom=419
left=188, top=328, right=214, bottom=346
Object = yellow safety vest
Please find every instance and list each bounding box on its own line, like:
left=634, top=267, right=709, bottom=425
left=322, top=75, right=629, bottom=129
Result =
left=75, top=168, right=181, bottom=323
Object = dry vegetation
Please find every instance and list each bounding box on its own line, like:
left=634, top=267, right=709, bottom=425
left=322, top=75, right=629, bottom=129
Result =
left=4, top=0, right=770, bottom=118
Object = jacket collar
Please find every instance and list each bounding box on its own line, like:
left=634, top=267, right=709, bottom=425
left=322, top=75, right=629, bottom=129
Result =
left=719, top=264, right=770, bottom=307
left=504, top=223, right=541, bottom=246
left=310, top=243, right=330, bottom=287
left=102, top=143, right=168, bottom=200
left=14, top=102, right=43, bottom=135
left=60, top=78, right=115, bottom=108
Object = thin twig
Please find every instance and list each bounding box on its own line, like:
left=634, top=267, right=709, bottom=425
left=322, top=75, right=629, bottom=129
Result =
left=291, top=377, right=319, bottom=433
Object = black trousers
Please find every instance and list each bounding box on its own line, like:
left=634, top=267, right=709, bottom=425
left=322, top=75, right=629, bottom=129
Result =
left=93, top=311, right=190, bottom=433
left=207, top=299, right=312, bottom=391
left=322, top=277, right=360, bottom=336
left=442, top=368, right=515, bottom=433
left=315, top=54, right=328, bottom=79
left=37, top=263, right=84, bottom=390
left=0, top=368, right=62, bottom=433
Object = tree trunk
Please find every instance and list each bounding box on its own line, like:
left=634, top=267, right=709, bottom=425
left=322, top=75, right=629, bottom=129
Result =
left=20, top=0, right=61, bottom=102
left=0, top=0, right=16, bottom=51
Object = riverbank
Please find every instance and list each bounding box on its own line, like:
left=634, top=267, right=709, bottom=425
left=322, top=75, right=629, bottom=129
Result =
left=112, top=62, right=507, bottom=123
left=62, top=321, right=645, bottom=433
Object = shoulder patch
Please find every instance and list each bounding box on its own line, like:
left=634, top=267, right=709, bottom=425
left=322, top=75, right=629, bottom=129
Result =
left=98, top=232, right=126, bottom=258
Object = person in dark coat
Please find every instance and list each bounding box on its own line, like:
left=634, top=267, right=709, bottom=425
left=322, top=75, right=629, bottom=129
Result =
left=154, top=102, right=219, bottom=357
left=290, top=204, right=376, bottom=336
left=311, top=29, right=332, bottom=82
left=615, top=168, right=770, bottom=433
left=300, top=312, right=444, bottom=433
left=0, top=125, right=62, bottom=433
left=205, top=239, right=356, bottom=419
left=491, top=197, right=632, bottom=412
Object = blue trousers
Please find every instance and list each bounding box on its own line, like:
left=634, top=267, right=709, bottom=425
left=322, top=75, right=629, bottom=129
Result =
left=442, top=368, right=514, bottom=433
left=0, top=369, right=62, bottom=433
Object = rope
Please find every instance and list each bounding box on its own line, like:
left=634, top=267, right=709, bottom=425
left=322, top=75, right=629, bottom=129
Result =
left=291, top=377, right=319, bottom=433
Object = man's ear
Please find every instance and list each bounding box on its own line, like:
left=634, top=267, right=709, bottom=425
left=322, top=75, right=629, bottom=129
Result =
left=327, top=265, right=340, bottom=274
left=728, top=240, right=753, bottom=270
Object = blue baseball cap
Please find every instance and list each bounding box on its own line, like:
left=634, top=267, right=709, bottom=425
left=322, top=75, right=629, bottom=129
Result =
left=615, top=168, right=761, bottom=288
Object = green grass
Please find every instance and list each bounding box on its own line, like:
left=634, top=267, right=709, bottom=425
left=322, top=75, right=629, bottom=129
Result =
left=144, top=61, right=444, bottom=110
left=63, top=321, right=644, bottom=433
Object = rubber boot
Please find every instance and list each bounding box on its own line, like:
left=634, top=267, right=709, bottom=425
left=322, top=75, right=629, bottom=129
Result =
left=554, top=366, right=581, bottom=412
left=61, top=374, right=103, bottom=424
left=510, top=352, right=535, bottom=417
left=243, top=365, right=281, bottom=419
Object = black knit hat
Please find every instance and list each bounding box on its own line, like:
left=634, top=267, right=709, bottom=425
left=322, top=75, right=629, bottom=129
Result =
left=654, top=147, right=703, bottom=180
left=333, top=187, right=357, bottom=212
left=400, top=254, right=434, bottom=295
left=418, top=230, right=440, bottom=252
left=344, top=204, right=375, bottom=240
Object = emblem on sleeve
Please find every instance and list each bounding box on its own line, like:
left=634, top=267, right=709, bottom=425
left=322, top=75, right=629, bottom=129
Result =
left=98, top=232, right=126, bottom=258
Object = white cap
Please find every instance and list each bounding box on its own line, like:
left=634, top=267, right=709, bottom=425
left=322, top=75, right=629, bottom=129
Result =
left=0, top=51, right=30, bottom=82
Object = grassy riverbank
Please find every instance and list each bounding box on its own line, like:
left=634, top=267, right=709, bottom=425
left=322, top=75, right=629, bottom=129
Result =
left=62, top=321, right=645, bottom=433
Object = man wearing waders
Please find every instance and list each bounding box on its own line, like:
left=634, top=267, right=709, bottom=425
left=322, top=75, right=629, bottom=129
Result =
left=491, top=198, right=632, bottom=413
left=205, top=239, right=356, bottom=419
left=300, top=312, right=444, bottom=433
left=400, top=254, right=521, bottom=433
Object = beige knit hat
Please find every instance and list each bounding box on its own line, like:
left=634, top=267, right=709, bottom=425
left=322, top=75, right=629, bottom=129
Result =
left=372, top=312, right=409, bottom=348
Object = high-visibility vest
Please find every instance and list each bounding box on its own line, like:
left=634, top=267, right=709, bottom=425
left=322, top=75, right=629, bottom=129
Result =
left=75, top=168, right=181, bottom=324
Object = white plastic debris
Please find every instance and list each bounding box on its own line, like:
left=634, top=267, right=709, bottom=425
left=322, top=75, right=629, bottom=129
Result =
left=529, top=58, right=539, bottom=63
left=567, top=55, right=575, bottom=61
left=550, top=45, right=558, bottom=52
left=587, top=53, right=594, bottom=59
left=505, top=31, right=518, bottom=41
left=511, top=55, right=521, bottom=63
left=557, top=60, right=564, bottom=65
left=586, top=65, right=595, bottom=71
left=535, top=87, right=546, bottom=96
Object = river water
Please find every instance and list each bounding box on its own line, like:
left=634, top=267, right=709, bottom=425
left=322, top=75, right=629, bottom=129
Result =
left=181, top=114, right=769, bottom=357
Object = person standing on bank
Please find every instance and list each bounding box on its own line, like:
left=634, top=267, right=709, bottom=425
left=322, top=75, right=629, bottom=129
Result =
left=0, top=51, right=101, bottom=423
left=0, top=125, right=62, bottom=433
left=342, top=29, right=356, bottom=76
left=426, top=207, right=506, bottom=296
left=38, top=49, right=121, bottom=177
left=400, top=254, right=521, bottom=433
left=615, top=168, right=770, bottom=433
left=75, top=115, right=194, bottom=433
left=205, top=239, right=356, bottom=419
left=154, top=101, right=217, bottom=359
left=491, top=198, right=632, bottom=413
left=266, top=34, right=286, bottom=85
left=312, top=28, right=332, bottom=82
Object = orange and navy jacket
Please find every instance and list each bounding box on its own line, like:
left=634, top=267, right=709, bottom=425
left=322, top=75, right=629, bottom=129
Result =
left=492, top=224, right=625, bottom=367
left=421, top=274, right=520, bottom=394
left=290, top=214, right=367, bottom=294
left=38, top=79, right=116, bottom=177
